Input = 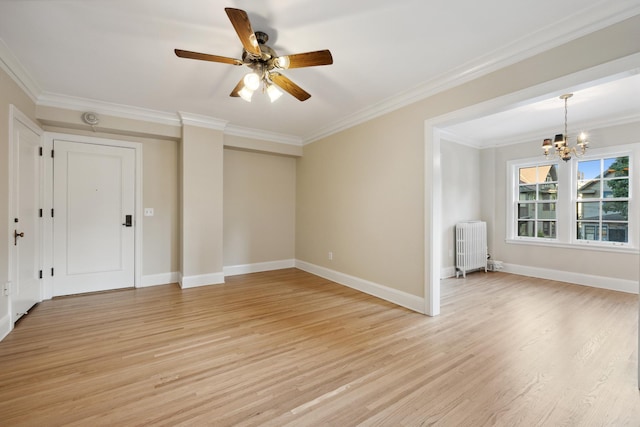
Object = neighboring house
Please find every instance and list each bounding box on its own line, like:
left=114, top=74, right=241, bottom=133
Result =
left=576, top=157, right=630, bottom=242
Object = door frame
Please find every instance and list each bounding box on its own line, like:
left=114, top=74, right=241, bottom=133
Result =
left=43, top=132, right=143, bottom=300
left=7, top=105, right=44, bottom=326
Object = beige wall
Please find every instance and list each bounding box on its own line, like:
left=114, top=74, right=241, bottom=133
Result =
left=181, top=125, right=224, bottom=281
left=142, top=139, right=180, bottom=276
left=297, top=15, right=640, bottom=299
left=0, top=66, right=37, bottom=330
left=223, top=148, right=296, bottom=266
left=296, top=113, right=425, bottom=296
left=441, top=140, right=482, bottom=274
left=485, top=121, right=640, bottom=282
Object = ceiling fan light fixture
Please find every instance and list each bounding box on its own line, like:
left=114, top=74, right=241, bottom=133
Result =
left=175, top=8, right=332, bottom=102
left=276, top=56, right=290, bottom=69
left=243, top=72, right=261, bottom=91
left=238, top=86, right=254, bottom=102
left=267, top=84, right=283, bottom=102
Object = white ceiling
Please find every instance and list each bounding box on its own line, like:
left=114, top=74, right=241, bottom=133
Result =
left=445, top=72, right=640, bottom=148
left=1, top=0, right=639, bottom=144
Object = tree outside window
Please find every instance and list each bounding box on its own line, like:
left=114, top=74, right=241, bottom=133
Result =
left=577, top=156, right=629, bottom=243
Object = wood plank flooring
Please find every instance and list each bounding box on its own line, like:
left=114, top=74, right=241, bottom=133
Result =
left=0, top=268, right=638, bottom=426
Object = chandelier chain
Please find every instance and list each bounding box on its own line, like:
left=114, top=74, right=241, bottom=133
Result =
left=564, top=96, right=568, bottom=140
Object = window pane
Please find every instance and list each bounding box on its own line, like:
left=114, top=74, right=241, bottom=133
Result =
left=541, top=164, right=558, bottom=182
left=537, top=203, right=556, bottom=219
left=538, top=183, right=558, bottom=200
left=577, top=222, right=599, bottom=241
left=537, top=221, right=556, bottom=238
left=602, top=222, right=628, bottom=242
left=576, top=202, right=600, bottom=220
left=578, top=159, right=600, bottom=180
left=604, top=156, right=629, bottom=177
left=519, top=185, right=536, bottom=201
left=518, top=203, right=535, bottom=219
left=519, top=166, right=537, bottom=184
left=602, top=201, right=628, bottom=220
left=518, top=221, right=535, bottom=237
left=603, top=178, right=629, bottom=198
left=577, top=180, right=599, bottom=198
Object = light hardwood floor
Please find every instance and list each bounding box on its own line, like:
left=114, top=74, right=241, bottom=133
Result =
left=0, top=269, right=638, bottom=426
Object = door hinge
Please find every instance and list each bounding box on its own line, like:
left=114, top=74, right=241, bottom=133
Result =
left=51, top=208, right=54, bottom=218
left=39, top=208, right=43, bottom=218
left=51, top=149, right=54, bottom=158
left=51, top=268, right=54, bottom=276
left=39, top=146, right=43, bottom=156
left=39, top=270, right=43, bottom=279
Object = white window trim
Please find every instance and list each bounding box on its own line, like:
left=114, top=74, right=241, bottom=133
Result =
left=569, top=146, right=636, bottom=249
left=506, top=157, right=561, bottom=243
left=506, top=143, right=640, bottom=253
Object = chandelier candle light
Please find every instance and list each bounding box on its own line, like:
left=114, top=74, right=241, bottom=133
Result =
left=542, top=93, right=589, bottom=161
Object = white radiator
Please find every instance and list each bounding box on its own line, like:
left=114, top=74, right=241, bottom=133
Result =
left=455, top=221, right=487, bottom=278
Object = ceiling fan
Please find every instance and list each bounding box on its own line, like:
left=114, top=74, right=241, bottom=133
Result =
left=175, top=7, right=333, bottom=102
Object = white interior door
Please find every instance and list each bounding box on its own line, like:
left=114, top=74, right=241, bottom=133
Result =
left=53, top=140, right=136, bottom=296
left=11, top=117, right=43, bottom=321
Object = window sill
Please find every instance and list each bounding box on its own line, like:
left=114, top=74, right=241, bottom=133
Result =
left=505, top=238, right=639, bottom=254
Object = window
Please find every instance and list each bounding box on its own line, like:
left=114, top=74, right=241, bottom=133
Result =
left=506, top=145, right=638, bottom=251
left=576, top=156, right=629, bottom=243
left=517, top=164, right=558, bottom=238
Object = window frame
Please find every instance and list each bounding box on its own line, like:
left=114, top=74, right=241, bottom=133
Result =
left=570, top=149, right=634, bottom=248
left=514, top=162, right=559, bottom=240
left=506, top=143, right=639, bottom=253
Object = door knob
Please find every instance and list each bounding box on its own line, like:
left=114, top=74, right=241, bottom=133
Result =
left=14, top=230, right=24, bottom=246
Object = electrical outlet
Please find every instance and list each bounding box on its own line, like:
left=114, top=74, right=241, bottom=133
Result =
left=328, top=251, right=333, bottom=261
left=144, top=208, right=154, bottom=217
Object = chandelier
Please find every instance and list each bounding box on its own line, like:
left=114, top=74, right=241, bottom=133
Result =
left=542, top=93, right=589, bottom=161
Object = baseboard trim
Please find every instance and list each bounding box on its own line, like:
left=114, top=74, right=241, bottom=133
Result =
left=179, top=272, right=225, bottom=289
left=441, top=266, right=456, bottom=279
left=139, top=272, right=180, bottom=288
left=295, top=260, right=425, bottom=313
left=224, top=259, right=296, bottom=277
left=503, top=263, right=639, bottom=294
left=0, top=313, right=12, bottom=342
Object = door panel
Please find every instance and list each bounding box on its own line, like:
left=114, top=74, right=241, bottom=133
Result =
left=53, top=140, right=135, bottom=296
left=11, top=119, right=42, bottom=320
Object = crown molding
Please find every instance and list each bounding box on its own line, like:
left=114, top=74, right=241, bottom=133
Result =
left=178, top=111, right=227, bottom=131
left=437, top=129, right=484, bottom=149
left=304, top=3, right=640, bottom=145
left=225, top=124, right=302, bottom=146
left=36, top=91, right=300, bottom=144
left=38, top=92, right=181, bottom=127
left=0, top=38, right=41, bottom=102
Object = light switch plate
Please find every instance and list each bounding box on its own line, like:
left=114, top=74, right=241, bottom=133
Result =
left=144, top=208, right=154, bottom=217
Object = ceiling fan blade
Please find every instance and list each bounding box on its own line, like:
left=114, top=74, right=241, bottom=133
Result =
left=276, top=50, right=333, bottom=69
left=175, top=49, right=242, bottom=66
left=224, top=8, right=261, bottom=56
left=270, top=73, right=311, bottom=101
left=230, top=78, right=244, bottom=97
